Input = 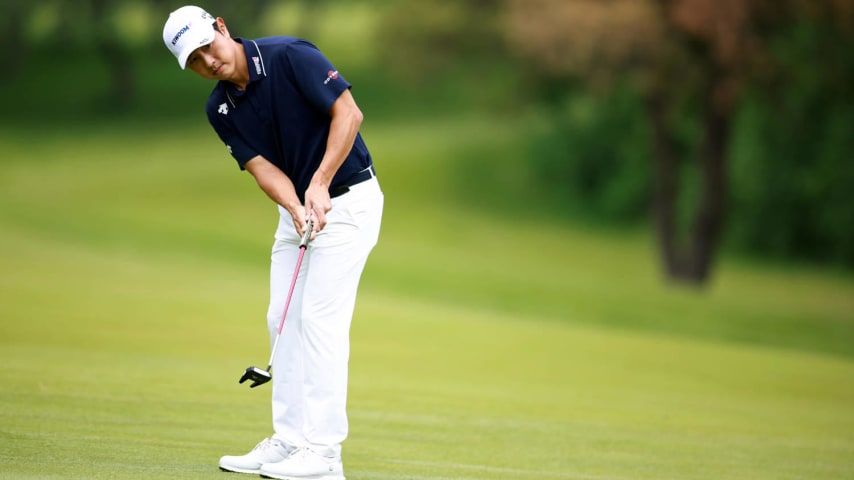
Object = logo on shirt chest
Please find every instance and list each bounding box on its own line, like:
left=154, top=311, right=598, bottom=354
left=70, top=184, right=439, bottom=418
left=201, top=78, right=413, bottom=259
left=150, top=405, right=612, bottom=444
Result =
left=218, top=103, right=229, bottom=115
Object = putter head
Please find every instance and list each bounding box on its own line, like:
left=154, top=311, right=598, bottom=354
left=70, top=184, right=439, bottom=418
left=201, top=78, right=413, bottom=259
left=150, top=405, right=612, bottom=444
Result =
left=239, top=366, right=272, bottom=388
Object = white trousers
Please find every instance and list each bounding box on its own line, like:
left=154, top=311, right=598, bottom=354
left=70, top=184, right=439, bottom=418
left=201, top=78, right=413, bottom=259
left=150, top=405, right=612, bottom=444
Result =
left=268, top=177, right=383, bottom=458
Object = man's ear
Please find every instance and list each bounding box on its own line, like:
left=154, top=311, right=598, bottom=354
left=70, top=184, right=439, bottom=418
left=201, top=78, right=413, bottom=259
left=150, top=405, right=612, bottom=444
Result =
left=216, top=17, right=230, bottom=38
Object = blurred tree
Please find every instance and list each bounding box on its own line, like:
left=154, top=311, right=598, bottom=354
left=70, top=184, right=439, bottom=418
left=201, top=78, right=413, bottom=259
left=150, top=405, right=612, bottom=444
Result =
left=0, top=0, right=273, bottom=105
left=0, top=0, right=31, bottom=82
left=91, top=0, right=136, bottom=109
left=504, top=0, right=854, bottom=285
left=728, top=17, right=854, bottom=268
left=376, top=0, right=504, bottom=85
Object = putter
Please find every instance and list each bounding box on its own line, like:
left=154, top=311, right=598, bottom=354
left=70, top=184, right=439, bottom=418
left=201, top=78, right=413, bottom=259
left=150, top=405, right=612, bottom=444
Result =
left=239, top=220, right=313, bottom=388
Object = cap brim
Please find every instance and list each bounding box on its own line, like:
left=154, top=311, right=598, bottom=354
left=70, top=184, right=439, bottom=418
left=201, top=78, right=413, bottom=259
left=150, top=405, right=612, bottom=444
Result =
left=177, top=31, right=216, bottom=70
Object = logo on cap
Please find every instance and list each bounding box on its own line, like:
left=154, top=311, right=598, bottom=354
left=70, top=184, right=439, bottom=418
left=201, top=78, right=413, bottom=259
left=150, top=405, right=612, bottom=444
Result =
left=171, top=22, right=192, bottom=45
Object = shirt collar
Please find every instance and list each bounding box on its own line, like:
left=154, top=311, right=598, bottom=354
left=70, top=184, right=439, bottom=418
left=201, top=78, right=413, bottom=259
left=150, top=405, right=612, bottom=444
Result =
left=238, top=37, right=267, bottom=83
left=222, top=38, right=267, bottom=105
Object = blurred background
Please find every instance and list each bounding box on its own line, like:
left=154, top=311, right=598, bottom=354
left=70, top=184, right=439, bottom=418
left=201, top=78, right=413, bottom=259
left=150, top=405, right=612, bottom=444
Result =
left=0, top=0, right=854, bottom=353
left=3, top=0, right=853, bottom=280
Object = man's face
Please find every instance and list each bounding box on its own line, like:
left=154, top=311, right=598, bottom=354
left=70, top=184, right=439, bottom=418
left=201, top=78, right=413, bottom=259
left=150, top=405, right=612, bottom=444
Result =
left=185, top=28, right=234, bottom=80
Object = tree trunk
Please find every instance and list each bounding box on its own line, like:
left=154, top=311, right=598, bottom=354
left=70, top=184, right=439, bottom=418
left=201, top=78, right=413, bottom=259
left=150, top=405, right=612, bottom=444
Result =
left=645, top=76, right=731, bottom=286
left=91, top=0, right=134, bottom=110
left=687, top=70, right=730, bottom=282
left=646, top=93, right=686, bottom=280
left=99, top=42, right=135, bottom=110
left=0, top=3, right=30, bottom=83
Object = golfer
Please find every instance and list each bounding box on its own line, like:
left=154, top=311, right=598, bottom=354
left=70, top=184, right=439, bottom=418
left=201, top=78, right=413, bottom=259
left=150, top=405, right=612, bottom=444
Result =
left=163, top=6, right=383, bottom=479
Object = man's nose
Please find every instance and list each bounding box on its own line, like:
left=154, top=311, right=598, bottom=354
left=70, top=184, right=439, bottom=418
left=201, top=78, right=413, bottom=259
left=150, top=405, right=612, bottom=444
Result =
left=200, top=52, right=215, bottom=68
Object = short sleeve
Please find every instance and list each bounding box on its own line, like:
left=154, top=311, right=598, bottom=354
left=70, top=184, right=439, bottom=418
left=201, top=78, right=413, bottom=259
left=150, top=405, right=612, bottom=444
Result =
left=282, top=40, right=352, bottom=113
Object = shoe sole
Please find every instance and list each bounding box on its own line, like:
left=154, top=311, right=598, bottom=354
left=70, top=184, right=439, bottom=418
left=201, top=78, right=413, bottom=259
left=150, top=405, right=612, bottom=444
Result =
left=259, top=474, right=345, bottom=480
left=219, top=466, right=262, bottom=475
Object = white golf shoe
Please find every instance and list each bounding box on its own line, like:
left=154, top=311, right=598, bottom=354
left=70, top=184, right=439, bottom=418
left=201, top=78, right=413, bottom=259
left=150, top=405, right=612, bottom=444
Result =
left=219, top=437, right=295, bottom=474
left=260, top=447, right=345, bottom=480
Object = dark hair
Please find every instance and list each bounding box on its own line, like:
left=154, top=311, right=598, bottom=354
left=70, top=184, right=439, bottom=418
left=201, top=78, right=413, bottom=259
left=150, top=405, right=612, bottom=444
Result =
left=212, top=20, right=221, bottom=34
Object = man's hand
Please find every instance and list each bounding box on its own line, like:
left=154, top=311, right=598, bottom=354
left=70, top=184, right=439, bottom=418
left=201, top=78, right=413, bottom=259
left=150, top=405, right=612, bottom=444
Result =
left=287, top=205, right=310, bottom=240
left=304, top=182, right=332, bottom=235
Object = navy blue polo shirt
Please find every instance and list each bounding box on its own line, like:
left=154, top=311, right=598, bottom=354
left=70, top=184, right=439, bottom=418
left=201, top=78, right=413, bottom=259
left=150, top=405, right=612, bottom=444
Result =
left=206, top=37, right=372, bottom=202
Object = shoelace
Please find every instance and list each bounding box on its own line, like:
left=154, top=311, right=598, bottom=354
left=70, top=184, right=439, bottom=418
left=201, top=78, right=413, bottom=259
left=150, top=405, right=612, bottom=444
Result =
left=289, top=447, right=309, bottom=460
left=252, top=438, right=275, bottom=453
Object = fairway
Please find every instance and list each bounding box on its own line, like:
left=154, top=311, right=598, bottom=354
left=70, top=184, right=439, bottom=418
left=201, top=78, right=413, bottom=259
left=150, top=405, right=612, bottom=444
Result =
left=1, top=120, right=853, bottom=479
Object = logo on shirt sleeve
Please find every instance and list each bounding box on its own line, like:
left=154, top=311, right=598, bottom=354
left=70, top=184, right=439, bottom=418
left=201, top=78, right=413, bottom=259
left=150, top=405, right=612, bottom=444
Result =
left=323, top=70, right=339, bottom=85
left=218, top=103, right=229, bottom=115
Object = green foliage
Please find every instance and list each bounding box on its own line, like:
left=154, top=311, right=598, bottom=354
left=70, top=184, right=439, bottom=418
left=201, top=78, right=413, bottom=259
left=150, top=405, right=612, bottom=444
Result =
left=527, top=86, right=652, bottom=223
left=520, top=21, right=854, bottom=269
left=5, top=0, right=854, bottom=273
left=728, top=23, right=854, bottom=267
left=375, top=0, right=504, bottom=85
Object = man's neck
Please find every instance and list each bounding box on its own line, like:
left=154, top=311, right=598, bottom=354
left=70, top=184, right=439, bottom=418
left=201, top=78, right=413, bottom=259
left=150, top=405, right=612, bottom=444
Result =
left=231, top=41, right=250, bottom=91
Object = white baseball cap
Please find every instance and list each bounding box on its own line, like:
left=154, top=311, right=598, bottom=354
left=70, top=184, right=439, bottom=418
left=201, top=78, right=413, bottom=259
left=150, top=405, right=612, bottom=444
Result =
left=163, top=6, right=217, bottom=69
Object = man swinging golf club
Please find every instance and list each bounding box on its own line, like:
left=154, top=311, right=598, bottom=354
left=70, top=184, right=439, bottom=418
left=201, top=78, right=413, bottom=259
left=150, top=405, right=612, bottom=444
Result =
left=163, top=6, right=383, bottom=479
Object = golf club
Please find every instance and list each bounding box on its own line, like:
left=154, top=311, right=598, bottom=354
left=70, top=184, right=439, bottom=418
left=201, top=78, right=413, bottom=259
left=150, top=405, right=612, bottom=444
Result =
left=239, top=220, right=313, bottom=388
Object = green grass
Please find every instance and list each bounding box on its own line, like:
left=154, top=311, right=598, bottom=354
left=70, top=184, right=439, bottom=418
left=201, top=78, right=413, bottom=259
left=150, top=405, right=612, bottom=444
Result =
left=1, top=117, right=853, bottom=479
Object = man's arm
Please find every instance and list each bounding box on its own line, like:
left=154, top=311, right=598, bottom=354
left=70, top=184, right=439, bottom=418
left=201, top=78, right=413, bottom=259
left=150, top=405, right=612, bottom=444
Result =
left=304, top=89, right=364, bottom=231
left=245, top=155, right=309, bottom=237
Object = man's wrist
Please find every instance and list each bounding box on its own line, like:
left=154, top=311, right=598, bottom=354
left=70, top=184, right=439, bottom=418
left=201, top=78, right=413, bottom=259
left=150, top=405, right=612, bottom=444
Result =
left=311, top=166, right=334, bottom=188
left=282, top=198, right=302, bottom=211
